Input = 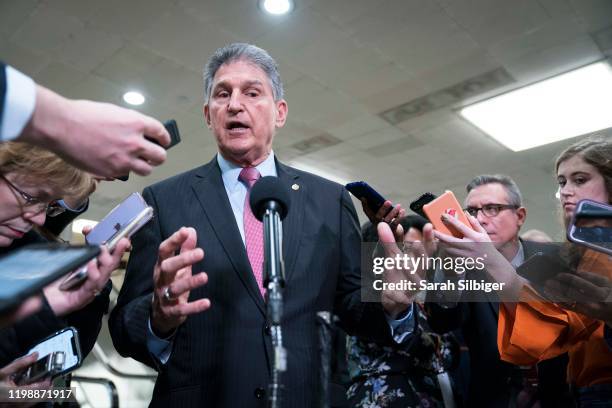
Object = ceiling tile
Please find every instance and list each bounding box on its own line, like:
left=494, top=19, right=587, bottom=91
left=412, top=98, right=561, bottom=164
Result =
left=136, top=9, right=238, bottom=72
left=33, top=61, right=88, bottom=94
left=93, top=42, right=165, bottom=85
left=87, top=0, right=176, bottom=39
left=439, top=0, right=550, bottom=48
left=570, top=0, right=612, bottom=31
left=54, top=27, right=124, bottom=72
left=0, top=0, right=39, bottom=38
left=0, top=39, right=48, bottom=76
left=44, top=0, right=102, bottom=22
left=11, top=2, right=83, bottom=53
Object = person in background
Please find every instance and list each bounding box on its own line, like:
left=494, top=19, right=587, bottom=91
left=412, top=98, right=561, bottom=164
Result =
left=424, top=174, right=571, bottom=407
left=496, top=136, right=612, bottom=407
left=521, top=229, right=553, bottom=243
left=346, top=215, right=460, bottom=408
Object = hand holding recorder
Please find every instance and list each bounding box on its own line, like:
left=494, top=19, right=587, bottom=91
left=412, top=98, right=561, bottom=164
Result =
left=0, top=352, right=50, bottom=407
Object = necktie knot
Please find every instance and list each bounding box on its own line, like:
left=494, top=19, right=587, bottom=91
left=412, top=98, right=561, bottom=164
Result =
left=239, top=167, right=261, bottom=189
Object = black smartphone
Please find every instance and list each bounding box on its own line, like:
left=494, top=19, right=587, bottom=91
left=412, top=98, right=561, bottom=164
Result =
left=14, top=327, right=82, bottom=385
left=0, top=245, right=101, bottom=314
left=116, top=119, right=181, bottom=181
left=567, top=199, right=612, bottom=256
left=345, top=181, right=388, bottom=212
left=410, top=192, right=437, bottom=218
left=517, top=251, right=574, bottom=287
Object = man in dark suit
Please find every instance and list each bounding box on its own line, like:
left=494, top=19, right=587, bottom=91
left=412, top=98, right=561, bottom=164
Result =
left=425, top=174, right=571, bottom=407
left=109, top=43, right=404, bottom=407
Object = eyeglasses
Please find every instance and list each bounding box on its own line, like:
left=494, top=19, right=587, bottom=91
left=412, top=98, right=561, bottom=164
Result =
left=464, top=204, right=519, bottom=218
left=0, top=174, right=65, bottom=217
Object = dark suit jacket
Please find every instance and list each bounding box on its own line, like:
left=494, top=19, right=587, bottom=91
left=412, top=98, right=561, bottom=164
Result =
left=109, top=157, right=390, bottom=408
left=425, top=240, right=571, bottom=408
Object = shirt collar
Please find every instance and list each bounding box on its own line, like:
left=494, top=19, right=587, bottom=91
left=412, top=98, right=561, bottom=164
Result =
left=510, top=240, right=525, bottom=269
left=217, top=151, right=277, bottom=191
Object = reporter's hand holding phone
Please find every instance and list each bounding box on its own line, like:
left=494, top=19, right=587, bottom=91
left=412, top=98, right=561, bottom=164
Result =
left=0, top=352, right=50, bottom=408
left=151, top=227, right=210, bottom=338
left=361, top=198, right=406, bottom=232
left=436, top=213, right=524, bottom=298
left=44, top=236, right=131, bottom=317
left=544, top=272, right=612, bottom=325
left=22, top=85, right=170, bottom=178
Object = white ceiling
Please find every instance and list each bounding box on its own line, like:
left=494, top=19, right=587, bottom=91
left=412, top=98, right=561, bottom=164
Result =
left=2, top=0, right=611, bottom=238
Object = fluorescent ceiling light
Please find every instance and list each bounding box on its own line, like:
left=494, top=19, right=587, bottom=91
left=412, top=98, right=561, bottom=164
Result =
left=459, top=61, right=612, bottom=151
left=261, top=0, right=292, bottom=15
left=123, top=91, right=145, bottom=106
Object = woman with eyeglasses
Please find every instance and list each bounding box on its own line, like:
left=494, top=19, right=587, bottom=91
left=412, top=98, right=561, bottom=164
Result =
left=496, top=136, right=612, bottom=406
left=0, top=142, right=131, bottom=384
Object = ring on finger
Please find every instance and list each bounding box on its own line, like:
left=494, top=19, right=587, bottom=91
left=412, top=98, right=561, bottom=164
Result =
left=163, top=287, right=175, bottom=301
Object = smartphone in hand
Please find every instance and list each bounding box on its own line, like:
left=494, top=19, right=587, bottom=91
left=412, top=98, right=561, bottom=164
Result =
left=14, top=327, right=81, bottom=385
left=85, top=192, right=153, bottom=249
left=422, top=190, right=473, bottom=238
left=346, top=181, right=388, bottom=212
left=116, top=119, right=181, bottom=181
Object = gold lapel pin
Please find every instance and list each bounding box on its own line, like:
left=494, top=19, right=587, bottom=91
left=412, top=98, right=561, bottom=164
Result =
left=292, top=183, right=299, bottom=191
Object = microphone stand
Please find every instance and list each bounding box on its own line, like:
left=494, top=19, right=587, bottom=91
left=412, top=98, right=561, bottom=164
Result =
left=263, top=201, right=286, bottom=408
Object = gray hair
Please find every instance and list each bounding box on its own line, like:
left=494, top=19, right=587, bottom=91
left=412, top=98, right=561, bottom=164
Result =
left=203, top=43, right=284, bottom=103
left=466, top=174, right=523, bottom=207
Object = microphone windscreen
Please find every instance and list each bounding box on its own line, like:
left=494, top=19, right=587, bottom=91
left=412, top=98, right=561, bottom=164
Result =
left=250, top=176, right=290, bottom=221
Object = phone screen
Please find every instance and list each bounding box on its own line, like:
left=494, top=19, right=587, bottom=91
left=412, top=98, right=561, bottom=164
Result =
left=28, top=328, right=80, bottom=374
left=0, top=245, right=100, bottom=313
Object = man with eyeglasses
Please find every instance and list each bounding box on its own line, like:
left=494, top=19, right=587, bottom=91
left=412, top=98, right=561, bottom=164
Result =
left=423, top=174, right=571, bottom=408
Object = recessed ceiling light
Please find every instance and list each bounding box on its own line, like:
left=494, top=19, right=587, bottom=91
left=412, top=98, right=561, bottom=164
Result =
left=261, top=0, right=293, bottom=15
left=123, top=91, right=145, bottom=106
left=459, top=61, right=612, bottom=151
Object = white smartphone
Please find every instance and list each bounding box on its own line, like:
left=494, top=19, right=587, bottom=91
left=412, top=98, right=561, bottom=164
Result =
left=14, top=327, right=82, bottom=384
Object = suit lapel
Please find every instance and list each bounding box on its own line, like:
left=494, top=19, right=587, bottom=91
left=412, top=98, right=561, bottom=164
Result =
left=191, top=158, right=266, bottom=316
left=275, top=161, right=304, bottom=284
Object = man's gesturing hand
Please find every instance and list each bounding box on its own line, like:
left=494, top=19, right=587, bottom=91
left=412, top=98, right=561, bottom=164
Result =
left=151, top=227, right=210, bottom=337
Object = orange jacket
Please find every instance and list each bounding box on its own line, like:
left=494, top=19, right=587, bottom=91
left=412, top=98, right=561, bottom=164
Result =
left=498, top=250, right=612, bottom=387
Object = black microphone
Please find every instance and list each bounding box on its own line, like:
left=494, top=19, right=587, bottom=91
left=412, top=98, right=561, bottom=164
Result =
left=250, top=176, right=291, bottom=407
left=250, top=176, right=290, bottom=221
left=250, top=176, right=290, bottom=291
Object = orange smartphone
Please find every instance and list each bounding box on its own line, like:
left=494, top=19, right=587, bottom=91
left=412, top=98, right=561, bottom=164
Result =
left=422, top=190, right=473, bottom=238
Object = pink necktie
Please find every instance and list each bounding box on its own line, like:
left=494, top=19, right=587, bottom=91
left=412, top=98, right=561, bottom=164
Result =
left=239, top=167, right=265, bottom=297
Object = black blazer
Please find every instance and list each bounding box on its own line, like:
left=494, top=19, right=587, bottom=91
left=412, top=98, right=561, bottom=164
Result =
left=109, top=157, right=390, bottom=408
left=425, top=240, right=571, bottom=408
